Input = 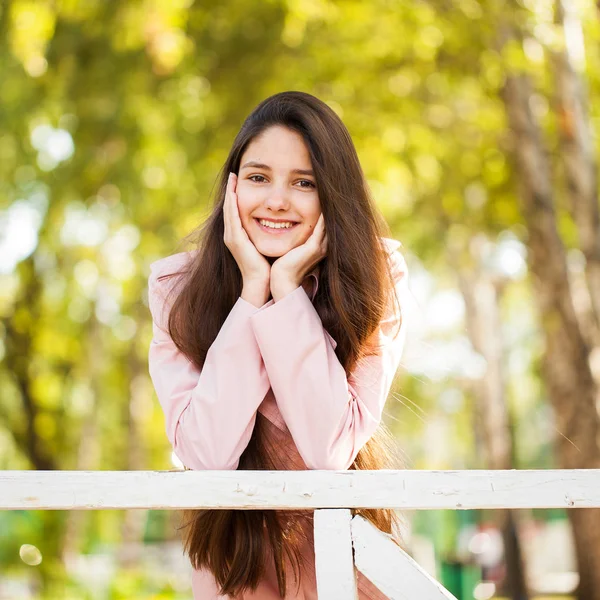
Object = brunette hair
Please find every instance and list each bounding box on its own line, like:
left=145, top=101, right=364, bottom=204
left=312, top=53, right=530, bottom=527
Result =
left=162, top=91, right=406, bottom=597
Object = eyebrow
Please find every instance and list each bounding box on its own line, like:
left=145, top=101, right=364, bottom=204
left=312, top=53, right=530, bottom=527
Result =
left=240, top=161, right=314, bottom=177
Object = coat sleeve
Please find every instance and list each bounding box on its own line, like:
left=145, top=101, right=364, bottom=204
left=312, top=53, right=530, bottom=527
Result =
left=147, top=252, right=274, bottom=470
left=249, top=249, right=410, bottom=470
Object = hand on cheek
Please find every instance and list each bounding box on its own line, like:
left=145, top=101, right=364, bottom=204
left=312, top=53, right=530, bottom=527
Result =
left=270, top=214, right=327, bottom=301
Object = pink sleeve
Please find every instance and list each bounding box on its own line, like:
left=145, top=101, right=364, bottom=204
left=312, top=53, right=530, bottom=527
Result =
left=249, top=250, right=410, bottom=470
left=147, top=253, right=274, bottom=470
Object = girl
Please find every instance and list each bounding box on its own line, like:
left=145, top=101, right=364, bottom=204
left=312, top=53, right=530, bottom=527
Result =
left=147, top=91, right=411, bottom=599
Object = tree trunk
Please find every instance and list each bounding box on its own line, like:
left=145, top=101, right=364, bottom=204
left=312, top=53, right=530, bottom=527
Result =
left=3, top=257, right=57, bottom=471
left=60, top=318, right=102, bottom=565
left=455, top=243, right=529, bottom=600
left=500, top=23, right=600, bottom=599
left=552, top=0, right=600, bottom=353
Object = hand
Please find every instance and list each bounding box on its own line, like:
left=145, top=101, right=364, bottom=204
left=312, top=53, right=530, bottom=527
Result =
left=223, top=172, right=271, bottom=286
left=270, top=213, right=328, bottom=300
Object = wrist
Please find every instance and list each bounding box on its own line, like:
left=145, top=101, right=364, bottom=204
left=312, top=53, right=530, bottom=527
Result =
left=270, top=268, right=299, bottom=288
left=242, top=279, right=270, bottom=308
left=270, top=279, right=300, bottom=302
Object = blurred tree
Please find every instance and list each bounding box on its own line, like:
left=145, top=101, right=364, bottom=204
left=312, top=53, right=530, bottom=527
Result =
left=450, top=233, right=529, bottom=600
left=499, top=1, right=600, bottom=598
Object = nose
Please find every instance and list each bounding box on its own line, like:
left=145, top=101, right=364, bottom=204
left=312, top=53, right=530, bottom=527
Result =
left=264, top=183, right=290, bottom=211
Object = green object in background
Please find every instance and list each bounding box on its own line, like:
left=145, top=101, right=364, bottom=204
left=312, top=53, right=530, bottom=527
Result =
left=440, top=561, right=481, bottom=600
left=144, top=509, right=167, bottom=543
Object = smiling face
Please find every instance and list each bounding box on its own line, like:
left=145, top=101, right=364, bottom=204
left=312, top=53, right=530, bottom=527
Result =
left=236, top=125, right=322, bottom=258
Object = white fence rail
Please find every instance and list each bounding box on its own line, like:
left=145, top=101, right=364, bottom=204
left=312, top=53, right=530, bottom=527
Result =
left=2, top=469, right=600, bottom=599
left=2, top=469, right=599, bottom=510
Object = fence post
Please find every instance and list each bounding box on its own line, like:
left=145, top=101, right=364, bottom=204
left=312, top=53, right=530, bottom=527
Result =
left=314, top=508, right=358, bottom=599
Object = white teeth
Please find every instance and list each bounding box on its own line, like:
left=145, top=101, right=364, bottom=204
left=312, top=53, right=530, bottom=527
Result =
left=258, top=219, right=295, bottom=229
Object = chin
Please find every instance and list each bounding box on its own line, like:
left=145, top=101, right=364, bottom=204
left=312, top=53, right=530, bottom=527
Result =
left=256, top=245, right=287, bottom=259
left=251, top=236, right=295, bottom=259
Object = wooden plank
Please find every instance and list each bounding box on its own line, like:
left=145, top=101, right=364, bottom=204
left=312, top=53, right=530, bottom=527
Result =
left=314, top=509, right=358, bottom=600
left=1, top=469, right=599, bottom=510
left=352, top=515, right=457, bottom=600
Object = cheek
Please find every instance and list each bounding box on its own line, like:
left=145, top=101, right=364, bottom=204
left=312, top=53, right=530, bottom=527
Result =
left=299, top=197, right=320, bottom=224
left=298, top=217, right=321, bottom=243
left=235, top=192, right=255, bottom=223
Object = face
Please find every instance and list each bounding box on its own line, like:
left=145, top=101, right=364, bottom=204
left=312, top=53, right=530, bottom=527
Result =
left=236, top=125, right=322, bottom=258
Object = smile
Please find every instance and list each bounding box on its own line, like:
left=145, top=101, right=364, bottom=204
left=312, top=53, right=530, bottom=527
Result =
left=254, top=218, right=300, bottom=234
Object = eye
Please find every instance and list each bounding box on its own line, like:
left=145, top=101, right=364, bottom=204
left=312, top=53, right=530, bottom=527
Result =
left=247, top=175, right=316, bottom=189
left=248, top=174, right=267, bottom=183
left=298, top=180, right=316, bottom=189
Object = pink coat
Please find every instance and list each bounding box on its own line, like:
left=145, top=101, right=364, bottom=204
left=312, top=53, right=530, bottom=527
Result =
left=147, top=237, right=410, bottom=599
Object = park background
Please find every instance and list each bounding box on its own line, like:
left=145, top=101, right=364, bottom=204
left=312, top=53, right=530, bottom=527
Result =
left=1, top=0, right=600, bottom=599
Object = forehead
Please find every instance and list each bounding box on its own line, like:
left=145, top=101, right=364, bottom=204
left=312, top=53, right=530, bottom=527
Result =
left=241, top=126, right=312, bottom=168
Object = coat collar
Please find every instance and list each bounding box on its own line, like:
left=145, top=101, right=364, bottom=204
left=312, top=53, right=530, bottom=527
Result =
left=303, top=264, right=321, bottom=301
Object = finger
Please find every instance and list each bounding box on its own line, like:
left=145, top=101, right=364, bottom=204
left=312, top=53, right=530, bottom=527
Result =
left=224, top=173, right=233, bottom=209
left=230, top=174, right=244, bottom=229
left=225, top=173, right=241, bottom=240
left=229, top=174, right=250, bottom=243
left=318, top=214, right=326, bottom=238
left=226, top=173, right=241, bottom=227
left=315, top=214, right=326, bottom=241
left=223, top=173, right=233, bottom=235
left=308, top=214, right=324, bottom=239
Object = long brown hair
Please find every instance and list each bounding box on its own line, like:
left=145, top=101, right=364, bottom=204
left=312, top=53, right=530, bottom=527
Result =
left=162, top=91, right=406, bottom=597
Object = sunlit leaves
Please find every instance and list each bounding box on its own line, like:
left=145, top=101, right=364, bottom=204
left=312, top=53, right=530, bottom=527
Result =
left=8, top=1, right=55, bottom=77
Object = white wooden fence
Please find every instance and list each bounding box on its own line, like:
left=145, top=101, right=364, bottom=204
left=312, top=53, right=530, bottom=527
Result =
left=2, top=469, right=600, bottom=599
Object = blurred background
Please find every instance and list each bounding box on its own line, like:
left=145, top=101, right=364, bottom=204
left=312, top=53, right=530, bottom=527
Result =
left=1, top=0, right=600, bottom=598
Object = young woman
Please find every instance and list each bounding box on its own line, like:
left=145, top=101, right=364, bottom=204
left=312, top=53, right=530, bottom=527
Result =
left=147, top=91, right=411, bottom=599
